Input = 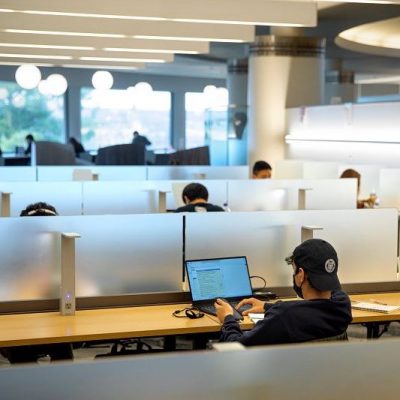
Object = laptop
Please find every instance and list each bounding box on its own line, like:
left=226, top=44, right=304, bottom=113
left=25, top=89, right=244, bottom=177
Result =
left=185, top=256, right=253, bottom=317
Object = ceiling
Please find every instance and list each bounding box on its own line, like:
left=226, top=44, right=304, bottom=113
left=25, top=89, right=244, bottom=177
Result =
left=0, top=1, right=399, bottom=81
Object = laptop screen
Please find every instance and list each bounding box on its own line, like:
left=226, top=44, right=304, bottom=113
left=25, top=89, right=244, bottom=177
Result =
left=186, top=256, right=252, bottom=302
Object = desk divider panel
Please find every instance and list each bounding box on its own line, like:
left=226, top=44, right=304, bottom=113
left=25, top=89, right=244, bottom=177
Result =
left=0, top=181, right=83, bottom=216
left=0, top=167, right=36, bottom=182
left=147, top=166, right=249, bottom=180
left=37, top=166, right=147, bottom=181
left=0, top=214, right=183, bottom=302
left=227, top=179, right=357, bottom=211
left=82, top=181, right=159, bottom=214
left=379, top=168, right=400, bottom=208
left=185, top=209, right=398, bottom=287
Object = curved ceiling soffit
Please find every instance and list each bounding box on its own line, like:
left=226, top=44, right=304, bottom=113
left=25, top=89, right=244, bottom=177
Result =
left=335, top=17, right=400, bottom=58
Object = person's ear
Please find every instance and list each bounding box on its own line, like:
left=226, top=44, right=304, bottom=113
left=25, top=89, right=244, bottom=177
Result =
left=296, top=268, right=305, bottom=285
left=183, top=196, right=189, bottom=204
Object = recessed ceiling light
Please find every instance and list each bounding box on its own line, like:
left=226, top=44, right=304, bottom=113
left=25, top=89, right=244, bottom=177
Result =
left=0, top=53, right=73, bottom=60
left=0, top=43, right=95, bottom=50
left=103, top=47, right=199, bottom=54
left=61, top=64, right=139, bottom=70
left=20, top=10, right=168, bottom=21
left=133, top=35, right=245, bottom=43
left=0, top=61, right=55, bottom=67
left=79, top=56, right=166, bottom=63
left=4, top=29, right=126, bottom=38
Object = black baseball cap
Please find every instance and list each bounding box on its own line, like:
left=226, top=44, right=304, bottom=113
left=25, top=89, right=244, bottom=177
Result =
left=291, top=239, right=341, bottom=291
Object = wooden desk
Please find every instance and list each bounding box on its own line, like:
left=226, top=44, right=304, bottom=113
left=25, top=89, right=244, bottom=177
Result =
left=0, top=304, right=220, bottom=347
left=1, top=293, right=400, bottom=347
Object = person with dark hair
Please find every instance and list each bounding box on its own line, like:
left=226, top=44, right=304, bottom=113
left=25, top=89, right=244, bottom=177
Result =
left=252, top=160, right=272, bottom=179
left=0, top=201, right=74, bottom=364
left=174, top=183, right=224, bottom=213
left=215, top=239, right=352, bottom=346
left=340, top=168, right=377, bottom=208
left=20, top=202, right=58, bottom=216
left=68, top=137, right=86, bottom=157
left=132, top=130, right=151, bottom=147
left=24, top=133, right=35, bottom=155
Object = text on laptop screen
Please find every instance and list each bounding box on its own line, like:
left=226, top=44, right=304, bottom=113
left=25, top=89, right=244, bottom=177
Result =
left=186, top=257, right=252, bottom=301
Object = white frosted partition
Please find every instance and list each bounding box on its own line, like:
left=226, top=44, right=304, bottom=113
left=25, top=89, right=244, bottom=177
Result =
left=0, top=181, right=83, bottom=216
left=0, top=167, right=36, bottom=181
left=227, top=179, right=357, bottom=211
left=82, top=181, right=158, bottom=214
left=147, top=166, right=249, bottom=180
left=379, top=168, right=400, bottom=208
left=338, top=164, right=380, bottom=198
left=274, top=160, right=304, bottom=179
left=303, top=161, right=339, bottom=179
left=0, top=214, right=183, bottom=301
left=185, top=209, right=398, bottom=287
left=37, top=166, right=147, bottom=181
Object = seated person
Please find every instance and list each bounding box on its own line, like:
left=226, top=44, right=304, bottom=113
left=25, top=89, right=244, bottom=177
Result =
left=215, top=239, right=352, bottom=346
left=69, top=137, right=86, bottom=157
left=132, top=130, right=151, bottom=147
left=174, top=183, right=224, bottom=213
left=252, top=160, right=272, bottom=179
left=24, top=133, right=35, bottom=155
left=0, top=202, right=73, bottom=364
left=340, top=169, right=377, bottom=209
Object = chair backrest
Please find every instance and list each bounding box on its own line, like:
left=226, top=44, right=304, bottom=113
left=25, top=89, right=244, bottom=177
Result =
left=311, top=331, right=348, bottom=342
left=96, top=144, right=145, bottom=165
left=31, top=141, right=76, bottom=166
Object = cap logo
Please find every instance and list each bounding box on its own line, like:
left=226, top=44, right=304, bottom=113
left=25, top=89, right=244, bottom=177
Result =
left=325, top=259, right=336, bottom=273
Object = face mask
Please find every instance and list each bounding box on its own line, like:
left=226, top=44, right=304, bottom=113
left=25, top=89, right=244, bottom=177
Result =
left=292, top=274, right=304, bottom=299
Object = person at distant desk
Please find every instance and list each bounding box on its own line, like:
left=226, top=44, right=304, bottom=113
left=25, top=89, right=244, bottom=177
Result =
left=215, top=239, right=351, bottom=346
left=24, top=133, right=35, bottom=155
left=132, top=130, right=151, bottom=147
left=69, top=137, right=85, bottom=157
left=252, top=160, right=272, bottom=179
left=174, top=183, right=224, bottom=213
left=340, top=168, right=377, bottom=208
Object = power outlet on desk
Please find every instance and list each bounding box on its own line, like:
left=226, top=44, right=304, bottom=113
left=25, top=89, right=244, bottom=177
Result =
left=252, top=289, right=277, bottom=300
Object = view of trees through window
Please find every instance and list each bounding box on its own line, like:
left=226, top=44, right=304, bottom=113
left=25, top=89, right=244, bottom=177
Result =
left=81, top=88, right=171, bottom=151
left=0, top=81, right=65, bottom=152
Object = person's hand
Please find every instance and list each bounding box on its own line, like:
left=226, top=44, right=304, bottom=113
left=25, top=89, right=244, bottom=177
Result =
left=236, top=298, right=266, bottom=316
left=214, top=298, right=234, bottom=323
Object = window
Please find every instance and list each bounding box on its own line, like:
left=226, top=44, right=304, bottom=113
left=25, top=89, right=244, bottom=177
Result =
left=80, top=88, right=171, bottom=151
left=185, top=92, right=207, bottom=149
left=0, top=81, right=65, bottom=152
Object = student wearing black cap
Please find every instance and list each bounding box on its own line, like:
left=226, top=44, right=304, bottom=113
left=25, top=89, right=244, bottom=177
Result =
left=215, top=239, right=352, bottom=345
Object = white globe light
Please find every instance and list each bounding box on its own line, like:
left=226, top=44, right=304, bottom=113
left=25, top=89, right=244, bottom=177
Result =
left=215, top=87, right=229, bottom=106
left=38, top=80, right=52, bottom=96
left=203, top=85, right=217, bottom=97
left=15, top=64, right=41, bottom=90
left=134, top=81, right=152, bottom=95
left=47, top=74, right=68, bottom=96
left=92, top=71, right=113, bottom=91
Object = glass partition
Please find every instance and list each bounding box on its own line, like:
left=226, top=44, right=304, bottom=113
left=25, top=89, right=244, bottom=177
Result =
left=227, top=179, right=357, bottom=211
left=0, top=167, right=36, bottom=181
left=82, top=182, right=158, bottom=214
left=0, top=214, right=183, bottom=301
left=37, top=166, right=147, bottom=181
left=185, top=209, right=398, bottom=287
left=0, top=182, right=83, bottom=216
left=147, top=166, right=248, bottom=180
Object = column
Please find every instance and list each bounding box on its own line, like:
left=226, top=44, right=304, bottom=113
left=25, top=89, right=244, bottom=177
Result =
left=247, top=35, right=326, bottom=168
left=227, top=58, right=248, bottom=165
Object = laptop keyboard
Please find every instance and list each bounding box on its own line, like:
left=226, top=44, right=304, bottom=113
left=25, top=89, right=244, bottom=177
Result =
left=198, top=302, right=252, bottom=316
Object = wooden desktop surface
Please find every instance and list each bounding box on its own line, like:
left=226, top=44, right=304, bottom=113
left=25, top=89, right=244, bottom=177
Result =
left=1, top=293, right=400, bottom=347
